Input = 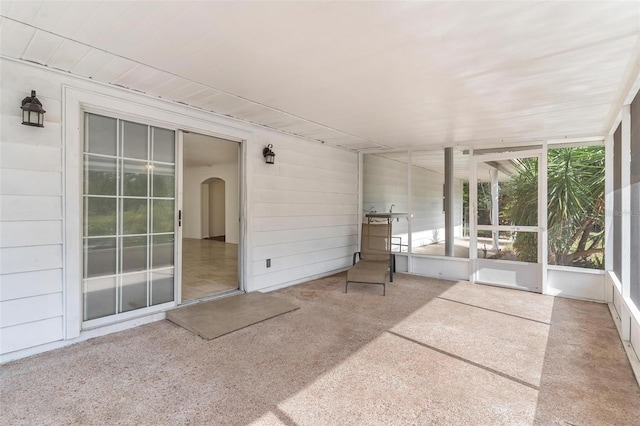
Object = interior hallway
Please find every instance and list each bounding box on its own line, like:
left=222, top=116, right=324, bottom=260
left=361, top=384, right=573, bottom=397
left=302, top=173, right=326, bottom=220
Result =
left=181, top=238, right=238, bottom=301
left=2, top=274, right=639, bottom=425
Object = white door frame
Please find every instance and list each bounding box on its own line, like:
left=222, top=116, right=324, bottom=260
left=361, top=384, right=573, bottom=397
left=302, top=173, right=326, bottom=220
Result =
left=174, top=130, right=245, bottom=305
left=64, top=85, right=251, bottom=338
left=469, top=147, right=548, bottom=293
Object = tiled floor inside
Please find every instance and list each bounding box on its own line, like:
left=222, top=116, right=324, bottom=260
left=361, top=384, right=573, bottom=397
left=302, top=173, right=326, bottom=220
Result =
left=181, top=238, right=238, bottom=301
left=2, top=273, right=639, bottom=425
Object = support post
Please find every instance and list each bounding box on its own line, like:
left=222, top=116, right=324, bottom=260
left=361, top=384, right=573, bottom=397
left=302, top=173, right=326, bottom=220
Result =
left=490, top=168, right=499, bottom=252
left=444, top=147, right=454, bottom=257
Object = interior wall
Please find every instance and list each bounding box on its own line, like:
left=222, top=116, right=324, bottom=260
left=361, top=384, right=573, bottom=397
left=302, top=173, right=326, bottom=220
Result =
left=208, top=179, right=225, bottom=237
left=200, top=184, right=209, bottom=238
left=183, top=162, right=239, bottom=243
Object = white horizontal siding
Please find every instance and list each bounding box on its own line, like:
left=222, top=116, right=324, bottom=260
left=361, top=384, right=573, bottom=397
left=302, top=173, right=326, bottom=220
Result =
left=0, top=143, right=62, bottom=172
left=0, top=195, right=62, bottom=221
left=253, top=189, right=356, bottom=205
left=250, top=132, right=358, bottom=292
left=253, top=257, right=352, bottom=291
left=0, top=317, right=64, bottom=354
left=1, top=293, right=63, bottom=328
left=254, top=173, right=356, bottom=195
left=0, top=169, right=62, bottom=196
left=253, top=234, right=357, bottom=260
left=0, top=245, right=63, bottom=274
left=253, top=224, right=357, bottom=247
left=253, top=202, right=357, bottom=217
left=0, top=221, right=62, bottom=247
left=0, top=269, right=63, bottom=301
left=0, top=117, right=62, bottom=148
left=253, top=246, right=354, bottom=275
left=0, top=59, right=67, bottom=357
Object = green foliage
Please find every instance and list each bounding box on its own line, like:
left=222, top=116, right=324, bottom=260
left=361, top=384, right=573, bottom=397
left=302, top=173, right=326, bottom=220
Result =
left=501, top=147, right=605, bottom=268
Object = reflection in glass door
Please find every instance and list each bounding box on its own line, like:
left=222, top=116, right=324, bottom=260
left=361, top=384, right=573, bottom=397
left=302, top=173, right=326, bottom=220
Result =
left=471, top=150, right=544, bottom=292
left=83, top=113, right=176, bottom=323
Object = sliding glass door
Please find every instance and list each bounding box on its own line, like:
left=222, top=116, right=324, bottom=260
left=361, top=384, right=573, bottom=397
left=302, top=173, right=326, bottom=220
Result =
left=83, top=113, right=176, bottom=323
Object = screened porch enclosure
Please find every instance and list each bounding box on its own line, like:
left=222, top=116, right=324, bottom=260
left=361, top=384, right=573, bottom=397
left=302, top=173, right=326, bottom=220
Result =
left=363, top=143, right=606, bottom=292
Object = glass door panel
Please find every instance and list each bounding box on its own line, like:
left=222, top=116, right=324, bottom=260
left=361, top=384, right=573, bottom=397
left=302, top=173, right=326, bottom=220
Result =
left=83, top=113, right=176, bottom=323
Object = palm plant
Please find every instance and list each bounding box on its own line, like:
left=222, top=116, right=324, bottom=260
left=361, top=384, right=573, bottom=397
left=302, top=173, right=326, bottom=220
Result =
left=502, top=146, right=605, bottom=268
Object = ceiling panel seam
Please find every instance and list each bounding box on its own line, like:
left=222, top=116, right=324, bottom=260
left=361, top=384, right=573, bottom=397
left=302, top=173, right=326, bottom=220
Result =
left=0, top=14, right=382, bottom=152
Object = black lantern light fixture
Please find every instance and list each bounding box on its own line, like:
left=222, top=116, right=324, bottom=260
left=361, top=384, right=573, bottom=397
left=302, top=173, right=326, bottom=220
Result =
left=263, top=143, right=275, bottom=164
left=21, top=90, right=46, bottom=127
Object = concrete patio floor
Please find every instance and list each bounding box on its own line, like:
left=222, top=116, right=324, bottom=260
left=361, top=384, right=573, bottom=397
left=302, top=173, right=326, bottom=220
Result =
left=1, top=273, right=639, bottom=425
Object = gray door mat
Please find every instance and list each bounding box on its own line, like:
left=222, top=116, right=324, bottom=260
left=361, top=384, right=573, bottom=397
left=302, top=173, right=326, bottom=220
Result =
left=166, top=292, right=299, bottom=340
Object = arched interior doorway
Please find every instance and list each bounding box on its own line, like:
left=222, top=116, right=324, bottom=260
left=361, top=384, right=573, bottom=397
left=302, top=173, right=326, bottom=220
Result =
left=201, top=177, right=226, bottom=241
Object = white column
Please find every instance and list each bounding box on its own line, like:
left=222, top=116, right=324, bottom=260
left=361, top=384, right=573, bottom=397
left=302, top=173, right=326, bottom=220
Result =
left=469, top=148, right=477, bottom=283
left=622, top=104, right=632, bottom=339
left=444, top=148, right=455, bottom=257
left=490, top=168, right=499, bottom=251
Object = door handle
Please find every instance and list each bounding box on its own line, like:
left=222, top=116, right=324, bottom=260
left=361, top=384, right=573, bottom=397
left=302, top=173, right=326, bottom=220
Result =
left=178, top=210, right=182, bottom=227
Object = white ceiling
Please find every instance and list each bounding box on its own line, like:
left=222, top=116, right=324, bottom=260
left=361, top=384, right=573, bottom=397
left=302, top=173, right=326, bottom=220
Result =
left=183, top=132, right=238, bottom=168
left=1, top=1, right=639, bottom=153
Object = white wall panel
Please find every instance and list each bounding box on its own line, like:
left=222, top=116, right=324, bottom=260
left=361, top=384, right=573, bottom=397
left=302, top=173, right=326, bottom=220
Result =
left=547, top=267, right=606, bottom=302
left=476, top=259, right=540, bottom=291
left=253, top=235, right=357, bottom=260
left=253, top=246, right=353, bottom=275
left=631, top=314, right=640, bottom=364
left=0, top=317, right=63, bottom=355
left=0, top=118, right=61, bottom=147
left=254, top=173, right=355, bottom=195
left=253, top=225, right=357, bottom=247
left=0, top=269, right=63, bottom=301
left=1, top=293, right=63, bottom=328
left=253, top=214, right=357, bottom=232
left=0, top=143, right=61, bottom=172
left=0, top=169, right=61, bottom=196
left=412, top=256, right=469, bottom=281
left=0, top=245, right=62, bottom=274
left=0, top=195, right=62, bottom=221
left=0, top=221, right=61, bottom=248
left=253, top=189, right=356, bottom=206
left=253, top=257, right=352, bottom=291
left=252, top=202, right=356, bottom=217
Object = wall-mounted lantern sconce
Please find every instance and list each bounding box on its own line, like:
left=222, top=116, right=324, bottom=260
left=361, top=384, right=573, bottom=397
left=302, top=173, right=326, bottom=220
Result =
left=263, top=144, right=275, bottom=164
left=21, top=90, right=46, bottom=127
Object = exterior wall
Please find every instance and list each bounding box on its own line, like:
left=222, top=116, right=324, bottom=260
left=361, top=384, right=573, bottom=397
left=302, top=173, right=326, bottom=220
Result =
left=363, top=153, right=409, bottom=241
left=1, top=62, right=65, bottom=354
left=250, top=140, right=358, bottom=291
left=363, top=153, right=463, bottom=248
left=0, top=58, right=358, bottom=359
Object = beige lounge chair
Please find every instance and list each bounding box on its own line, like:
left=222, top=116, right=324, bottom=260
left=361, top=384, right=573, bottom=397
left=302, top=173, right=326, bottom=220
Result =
left=345, top=223, right=394, bottom=296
